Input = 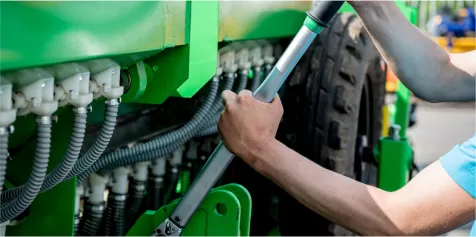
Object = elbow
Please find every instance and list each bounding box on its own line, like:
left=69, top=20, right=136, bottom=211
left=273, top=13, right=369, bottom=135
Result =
left=412, top=91, right=442, bottom=103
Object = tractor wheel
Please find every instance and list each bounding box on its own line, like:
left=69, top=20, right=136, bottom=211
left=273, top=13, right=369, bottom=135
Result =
left=276, top=13, right=386, bottom=236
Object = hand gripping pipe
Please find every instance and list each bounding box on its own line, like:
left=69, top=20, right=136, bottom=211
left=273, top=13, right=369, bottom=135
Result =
left=75, top=78, right=220, bottom=185
left=0, top=116, right=52, bottom=223
left=1, top=107, right=88, bottom=203
left=153, top=1, right=344, bottom=235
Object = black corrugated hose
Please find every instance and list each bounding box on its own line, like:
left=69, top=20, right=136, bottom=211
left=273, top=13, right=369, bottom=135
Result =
left=78, top=201, right=106, bottom=236
left=103, top=192, right=126, bottom=236
left=125, top=179, right=147, bottom=229
left=0, top=116, right=52, bottom=223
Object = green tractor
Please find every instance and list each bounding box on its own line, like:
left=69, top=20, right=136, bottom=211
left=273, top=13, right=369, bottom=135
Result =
left=0, top=1, right=416, bottom=236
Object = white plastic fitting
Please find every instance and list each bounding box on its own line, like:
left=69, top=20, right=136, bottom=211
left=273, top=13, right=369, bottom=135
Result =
left=0, top=220, right=10, bottom=237
left=132, top=162, right=150, bottom=182
left=215, top=53, right=223, bottom=77
left=13, top=69, right=58, bottom=116
left=0, top=79, right=17, bottom=127
left=262, top=43, right=276, bottom=65
left=88, top=173, right=109, bottom=204
left=150, top=156, right=167, bottom=177
left=169, top=146, right=184, bottom=167
left=111, top=167, right=129, bottom=194
left=88, top=60, right=124, bottom=99
left=220, top=49, right=238, bottom=74
left=75, top=185, right=84, bottom=215
left=234, top=44, right=252, bottom=71
left=51, top=63, right=94, bottom=108
left=249, top=42, right=264, bottom=67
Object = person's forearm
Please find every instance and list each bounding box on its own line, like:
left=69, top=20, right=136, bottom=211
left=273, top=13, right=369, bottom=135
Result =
left=248, top=139, right=404, bottom=236
left=351, top=2, right=475, bottom=102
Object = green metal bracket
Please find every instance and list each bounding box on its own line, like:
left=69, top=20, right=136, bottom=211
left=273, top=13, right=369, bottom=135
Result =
left=133, top=1, right=219, bottom=104
left=127, top=183, right=252, bottom=236
left=377, top=137, right=413, bottom=191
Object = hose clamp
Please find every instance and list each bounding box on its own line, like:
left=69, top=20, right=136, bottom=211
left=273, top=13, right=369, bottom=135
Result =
left=111, top=193, right=127, bottom=201
left=73, top=107, right=88, bottom=115
left=36, top=115, right=52, bottom=125
left=105, top=98, right=121, bottom=106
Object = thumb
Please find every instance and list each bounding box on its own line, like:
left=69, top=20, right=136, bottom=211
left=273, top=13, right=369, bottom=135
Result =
left=221, top=90, right=237, bottom=106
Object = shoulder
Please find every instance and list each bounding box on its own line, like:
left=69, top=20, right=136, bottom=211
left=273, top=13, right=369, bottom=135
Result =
left=440, top=133, right=476, bottom=198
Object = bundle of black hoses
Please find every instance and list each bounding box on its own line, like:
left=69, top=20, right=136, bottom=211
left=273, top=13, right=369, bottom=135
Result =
left=0, top=100, right=120, bottom=204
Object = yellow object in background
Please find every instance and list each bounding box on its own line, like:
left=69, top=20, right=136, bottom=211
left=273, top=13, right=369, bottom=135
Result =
left=433, top=37, right=476, bottom=53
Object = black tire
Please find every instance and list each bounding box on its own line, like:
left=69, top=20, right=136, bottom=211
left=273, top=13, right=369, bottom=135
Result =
left=276, top=13, right=386, bottom=236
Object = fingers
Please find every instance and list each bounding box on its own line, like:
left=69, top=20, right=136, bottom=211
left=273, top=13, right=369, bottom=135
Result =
left=221, top=90, right=237, bottom=107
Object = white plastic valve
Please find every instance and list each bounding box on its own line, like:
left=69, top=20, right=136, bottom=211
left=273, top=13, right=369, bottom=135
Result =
left=50, top=63, right=94, bottom=108
left=220, top=49, right=238, bottom=74
left=111, top=167, right=129, bottom=194
left=169, top=146, right=185, bottom=167
left=75, top=185, right=84, bottom=215
left=88, top=60, right=124, bottom=99
left=14, top=69, right=58, bottom=116
left=249, top=43, right=264, bottom=67
left=150, top=156, right=168, bottom=177
left=262, top=43, right=276, bottom=65
left=133, top=162, right=150, bottom=182
left=234, top=44, right=252, bottom=71
left=0, top=79, right=17, bottom=127
left=88, top=173, right=109, bottom=204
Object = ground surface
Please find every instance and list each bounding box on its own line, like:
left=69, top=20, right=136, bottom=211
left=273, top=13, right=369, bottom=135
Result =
left=407, top=101, right=475, bottom=236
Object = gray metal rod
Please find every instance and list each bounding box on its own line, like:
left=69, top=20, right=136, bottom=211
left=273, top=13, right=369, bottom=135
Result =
left=167, top=24, right=320, bottom=229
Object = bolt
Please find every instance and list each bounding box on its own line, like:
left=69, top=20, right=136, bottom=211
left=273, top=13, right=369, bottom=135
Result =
left=174, top=216, right=181, bottom=222
left=153, top=65, right=159, bottom=71
left=7, top=125, right=14, bottom=134
left=156, top=229, right=161, bottom=234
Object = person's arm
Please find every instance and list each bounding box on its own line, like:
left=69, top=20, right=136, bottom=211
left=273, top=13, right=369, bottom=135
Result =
left=218, top=90, right=475, bottom=236
left=251, top=139, right=474, bottom=236
left=349, top=1, right=476, bottom=102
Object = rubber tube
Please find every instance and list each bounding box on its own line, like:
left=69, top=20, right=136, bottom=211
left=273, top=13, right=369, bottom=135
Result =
left=76, top=78, right=219, bottom=184
left=0, top=130, right=9, bottom=195
left=1, top=109, right=87, bottom=202
left=250, top=67, right=262, bottom=92
left=103, top=193, right=126, bottom=236
left=78, top=201, right=105, bottom=236
left=0, top=117, right=52, bottom=223
left=125, top=179, right=146, bottom=228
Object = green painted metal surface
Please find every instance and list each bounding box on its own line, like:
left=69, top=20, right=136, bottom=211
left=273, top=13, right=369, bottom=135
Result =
left=127, top=183, right=252, bottom=236
left=132, top=1, right=219, bottom=104
left=0, top=1, right=187, bottom=72
left=377, top=137, right=413, bottom=191
left=6, top=109, right=77, bottom=236
left=394, top=81, right=411, bottom=138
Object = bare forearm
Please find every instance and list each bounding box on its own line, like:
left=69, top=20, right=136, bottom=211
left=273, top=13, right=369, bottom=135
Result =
left=352, top=2, right=475, bottom=102
left=248, top=139, right=401, bottom=235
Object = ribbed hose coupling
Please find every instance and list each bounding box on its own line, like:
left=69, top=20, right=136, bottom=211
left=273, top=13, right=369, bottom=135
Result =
left=126, top=179, right=147, bottom=228
left=78, top=201, right=106, bottom=236
left=146, top=175, right=164, bottom=210
left=0, top=116, right=52, bottom=223
left=103, top=192, right=127, bottom=236
left=0, top=126, right=11, bottom=195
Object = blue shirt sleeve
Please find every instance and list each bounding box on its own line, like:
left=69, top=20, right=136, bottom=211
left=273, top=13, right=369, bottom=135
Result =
left=440, top=133, right=476, bottom=198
